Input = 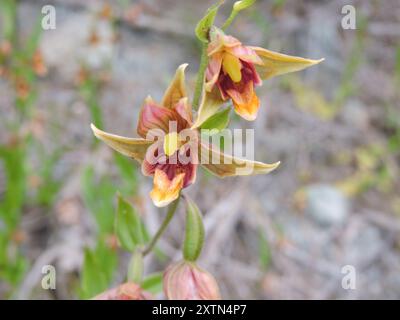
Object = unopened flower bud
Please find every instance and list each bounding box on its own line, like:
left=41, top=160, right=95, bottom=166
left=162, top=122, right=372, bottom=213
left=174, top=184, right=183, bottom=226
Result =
left=93, top=282, right=152, bottom=300
left=233, top=0, right=256, bottom=12
left=163, top=261, right=221, bottom=300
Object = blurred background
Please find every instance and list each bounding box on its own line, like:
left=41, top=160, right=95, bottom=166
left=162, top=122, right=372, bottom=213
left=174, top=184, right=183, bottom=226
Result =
left=0, top=0, right=399, bottom=299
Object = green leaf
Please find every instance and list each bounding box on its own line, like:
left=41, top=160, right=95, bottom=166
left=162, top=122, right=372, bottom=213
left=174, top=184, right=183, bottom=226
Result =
left=115, top=194, right=145, bottom=251
left=195, top=1, right=224, bottom=43
left=79, top=242, right=117, bottom=299
left=0, top=144, right=26, bottom=230
left=200, top=107, right=230, bottom=132
left=81, top=166, right=115, bottom=235
left=114, top=152, right=138, bottom=194
left=0, top=233, right=28, bottom=289
left=183, top=196, right=205, bottom=261
left=35, top=147, right=62, bottom=206
left=80, top=249, right=107, bottom=299
left=141, top=272, right=163, bottom=294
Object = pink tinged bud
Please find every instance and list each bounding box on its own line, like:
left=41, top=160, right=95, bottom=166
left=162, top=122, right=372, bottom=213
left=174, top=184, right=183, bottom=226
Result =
left=163, top=261, right=221, bottom=300
left=93, top=282, right=152, bottom=300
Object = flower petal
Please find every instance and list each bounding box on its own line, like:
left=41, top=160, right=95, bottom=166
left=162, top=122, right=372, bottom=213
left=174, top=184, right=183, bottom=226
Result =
left=250, top=46, right=324, bottom=80
left=137, top=96, right=178, bottom=138
left=175, top=97, right=192, bottom=126
left=161, top=64, right=188, bottom=109
left=91, top=124, right=152, bottom=162
left=192, top=264, right=221, bottom=300
left=205, top=54, right=223, bottom=92
left=150, top=169, right=184, bottom=207
left=182, top=162, right=197, bottom=187
left=228, top=45, right=263, bottom=65
left=200, top=142, right=280, bottom=177
left=231, top=90, right=260, bottom=121
left=208, top=27, right=241, bottom=56
left=226, top=81, right=260, bottom=121
left=141, top=140, right=165, bottom=176
left=242, top=60, right=262, bottom=86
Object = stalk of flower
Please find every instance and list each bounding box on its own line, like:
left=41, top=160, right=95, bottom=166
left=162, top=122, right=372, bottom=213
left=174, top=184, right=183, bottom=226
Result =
left=195, top=26, right=324, bottom=124
left=91, top=63, right=280, bottom=208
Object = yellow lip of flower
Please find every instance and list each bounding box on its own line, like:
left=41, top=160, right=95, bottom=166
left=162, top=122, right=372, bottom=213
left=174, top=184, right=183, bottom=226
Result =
left=222, top=52, right=242, bottom=83
left=163, top=132, right=182, bottom=157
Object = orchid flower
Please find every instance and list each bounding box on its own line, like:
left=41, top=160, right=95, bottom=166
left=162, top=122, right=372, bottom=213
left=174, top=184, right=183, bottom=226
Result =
left=91, top=64, right=279, bottom=208
left=201, top=26, right=324, bottom=122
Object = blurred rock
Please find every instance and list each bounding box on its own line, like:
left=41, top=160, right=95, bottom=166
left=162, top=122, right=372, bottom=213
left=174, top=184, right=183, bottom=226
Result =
left=346, top=221, right=384, bottom=267
left=305, top=184, right=350, bottom=227
left=284, top=216, right=331, bottom=252
left=40, top=12, right=114, bottom=82
left=340, top=99, right=370, bottom=131
left=300, top=4, right=342, bottom=96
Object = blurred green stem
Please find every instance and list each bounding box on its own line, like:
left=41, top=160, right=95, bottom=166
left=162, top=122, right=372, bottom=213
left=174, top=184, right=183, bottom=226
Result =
left=222, top=11, right=238, bottom=30
left=192, top=43, right=208, bottom=110
left=142, top=197, right=180, bottom=256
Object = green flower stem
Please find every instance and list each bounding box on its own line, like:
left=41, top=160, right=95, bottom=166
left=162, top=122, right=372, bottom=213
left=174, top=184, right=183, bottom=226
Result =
left=192, top=43, right=209, bottom=110
left=221, top=11, right=238, bottom=31
left=128, top=249, right=144, bottom=283
left=142, top=197, right=180, bottom=256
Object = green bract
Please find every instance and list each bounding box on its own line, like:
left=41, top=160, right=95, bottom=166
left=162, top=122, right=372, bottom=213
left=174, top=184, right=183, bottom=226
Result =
left=183, top=196, right=205, bottom=262
left=200, top=107, right=231, bottom=132
left=195, top=0, right=224, bottom=43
